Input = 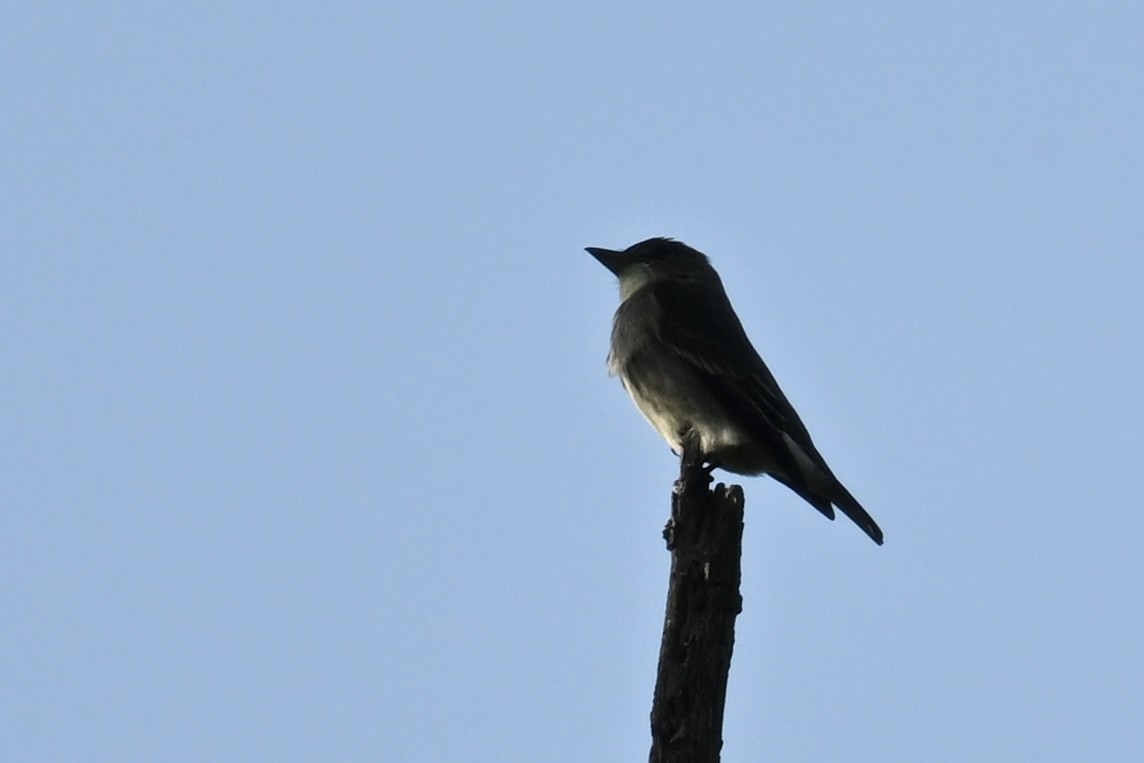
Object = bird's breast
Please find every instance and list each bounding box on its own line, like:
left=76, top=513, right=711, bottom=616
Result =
left=615, top=351, right=757, bottom=468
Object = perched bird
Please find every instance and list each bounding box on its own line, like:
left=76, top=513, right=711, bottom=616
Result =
left=587, top=237, right=883, bottom=545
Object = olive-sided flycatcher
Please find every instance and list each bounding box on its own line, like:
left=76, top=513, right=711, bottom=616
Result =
left=587, top=237, right=883, bottom=545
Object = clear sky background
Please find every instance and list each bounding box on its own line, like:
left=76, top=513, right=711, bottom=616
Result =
left=3, top=3, right=1142, bottom=761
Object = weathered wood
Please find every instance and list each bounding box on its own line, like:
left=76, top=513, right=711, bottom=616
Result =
left=649, top=460, right=745, bottom=763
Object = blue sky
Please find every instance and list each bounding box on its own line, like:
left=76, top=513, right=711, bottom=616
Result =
left=3, top=3, right=1142, bottom=761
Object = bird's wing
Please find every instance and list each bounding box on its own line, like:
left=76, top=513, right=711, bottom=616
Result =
left=650, top=279, right=817, bottom=460
left=651, top=280, right=884, bottom=545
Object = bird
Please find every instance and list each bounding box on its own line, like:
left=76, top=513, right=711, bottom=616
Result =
left=586, top=237, right=883, bottom=545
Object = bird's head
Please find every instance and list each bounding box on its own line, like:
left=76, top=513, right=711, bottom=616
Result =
left=586, top=238, right=715, bottom=301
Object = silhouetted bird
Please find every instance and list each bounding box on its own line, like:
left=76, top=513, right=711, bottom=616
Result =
left=587, top=237, right=883, bottom=545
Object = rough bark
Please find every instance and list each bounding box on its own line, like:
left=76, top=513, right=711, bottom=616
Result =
left=649, top=461, right=745, bottom=763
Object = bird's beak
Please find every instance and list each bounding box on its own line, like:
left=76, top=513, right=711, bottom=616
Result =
left=585, top=247, right=626, bottom=276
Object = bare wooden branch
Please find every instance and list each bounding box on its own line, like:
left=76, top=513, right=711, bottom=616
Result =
left=649, top=462, right=745, bottom=763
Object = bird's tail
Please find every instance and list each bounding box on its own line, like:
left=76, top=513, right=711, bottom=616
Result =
left=829, top=481, right=884, bottom=545
left=772, top=474, right=884, bottom=545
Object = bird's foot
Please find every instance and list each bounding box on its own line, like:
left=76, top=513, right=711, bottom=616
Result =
left=677, top=429, right=704, bottom=483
